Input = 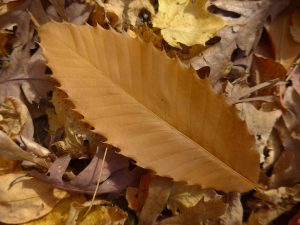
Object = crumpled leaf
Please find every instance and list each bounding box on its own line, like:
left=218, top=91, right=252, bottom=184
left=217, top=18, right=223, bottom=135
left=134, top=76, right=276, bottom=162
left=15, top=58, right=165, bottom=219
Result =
left=0, top=96, right=33, bottom=138
left=190, top=0, right=291, bottom=83
left=39, top=22, right=260, bottom=192
left=0, top=172, right=69, bottom=224
left=152, top=0, right=226, bottom=47
left=30, top=147, right=144, bottom=195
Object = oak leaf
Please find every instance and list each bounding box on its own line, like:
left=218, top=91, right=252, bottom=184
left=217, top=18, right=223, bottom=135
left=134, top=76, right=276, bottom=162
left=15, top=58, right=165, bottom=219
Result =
left=152, top=0, right=225, bottom=48
left=190, top=0, right=291, bottom=83
left=38, top=22, right=259, bottom=192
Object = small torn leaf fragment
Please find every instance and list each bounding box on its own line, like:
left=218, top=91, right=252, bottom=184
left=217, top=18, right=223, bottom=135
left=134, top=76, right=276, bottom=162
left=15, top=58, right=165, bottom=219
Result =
left=0, top=172, right=68, bottom=224
left=38, top=22, right=259, bottom=192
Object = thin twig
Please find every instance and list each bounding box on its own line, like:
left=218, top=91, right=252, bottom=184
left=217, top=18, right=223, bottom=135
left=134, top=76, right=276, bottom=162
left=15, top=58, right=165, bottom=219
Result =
left=83, top=146, right=108, bottom=218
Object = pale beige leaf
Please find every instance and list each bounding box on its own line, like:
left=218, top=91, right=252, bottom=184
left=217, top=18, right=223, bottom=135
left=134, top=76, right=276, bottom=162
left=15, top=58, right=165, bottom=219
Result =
left=0, top=172, right=68, bottom=224
left=38, top=22, right=259, bottom=192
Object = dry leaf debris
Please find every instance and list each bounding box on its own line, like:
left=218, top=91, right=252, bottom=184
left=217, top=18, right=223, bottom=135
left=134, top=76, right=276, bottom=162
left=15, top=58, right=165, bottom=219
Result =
left=0, top=0, right=300, bottom=224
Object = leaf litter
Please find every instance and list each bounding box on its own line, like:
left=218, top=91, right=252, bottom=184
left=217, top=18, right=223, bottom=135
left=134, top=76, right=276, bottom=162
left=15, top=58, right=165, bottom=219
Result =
left=0, top=0, right=300, bottom=224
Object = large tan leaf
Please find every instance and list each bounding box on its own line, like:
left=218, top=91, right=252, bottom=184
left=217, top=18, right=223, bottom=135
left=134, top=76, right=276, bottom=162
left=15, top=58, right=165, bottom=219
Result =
left=38, top=22, right=259, bottom=192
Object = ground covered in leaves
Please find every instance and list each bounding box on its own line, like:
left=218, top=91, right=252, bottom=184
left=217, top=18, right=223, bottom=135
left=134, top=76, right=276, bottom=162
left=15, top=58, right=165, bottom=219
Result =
left=0, top=0, right=300, bottom=224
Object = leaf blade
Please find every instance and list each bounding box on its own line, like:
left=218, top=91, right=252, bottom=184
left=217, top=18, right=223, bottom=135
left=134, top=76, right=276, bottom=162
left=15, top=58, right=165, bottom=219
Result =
left=39, top=22, right=259, bottom=192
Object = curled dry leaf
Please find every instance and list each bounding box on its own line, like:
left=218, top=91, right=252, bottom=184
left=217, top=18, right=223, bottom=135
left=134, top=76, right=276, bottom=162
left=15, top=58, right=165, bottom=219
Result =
left=0, top=172, right=69, bottom=224
left=38, top=22, right=259, bottom=192
left=152, top=0, right=225, bottom=48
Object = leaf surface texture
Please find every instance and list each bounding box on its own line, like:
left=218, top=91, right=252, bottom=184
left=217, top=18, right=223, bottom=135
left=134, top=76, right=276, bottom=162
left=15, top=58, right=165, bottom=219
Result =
left=39, top=22, right=259, bottom=192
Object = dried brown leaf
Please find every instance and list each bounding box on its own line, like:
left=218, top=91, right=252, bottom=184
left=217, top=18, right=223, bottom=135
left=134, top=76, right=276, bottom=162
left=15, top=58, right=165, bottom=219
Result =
left=38, top=22, right=260, bottom=192
left=191, top=0, right=291, bottom=83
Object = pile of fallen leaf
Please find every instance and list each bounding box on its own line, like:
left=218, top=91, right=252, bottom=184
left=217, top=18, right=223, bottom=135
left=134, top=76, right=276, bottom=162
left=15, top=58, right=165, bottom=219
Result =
left=0, top=0, right=300, bottom=224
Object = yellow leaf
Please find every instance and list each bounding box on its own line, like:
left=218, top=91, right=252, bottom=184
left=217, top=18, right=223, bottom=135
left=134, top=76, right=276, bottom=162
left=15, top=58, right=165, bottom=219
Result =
left=152, top=0, right=226, bottom=47
left=22, top=196, right=86, bottom=225
left=38, top=22, right=259, bottom=192
left=80, top=204, right=127, bottom=225
left=0, top=172, right=69, bottom=224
